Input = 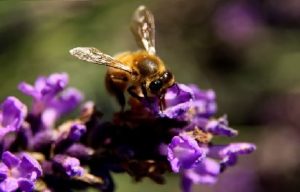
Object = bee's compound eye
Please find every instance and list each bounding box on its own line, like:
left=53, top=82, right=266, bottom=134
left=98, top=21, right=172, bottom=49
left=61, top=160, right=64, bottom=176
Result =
left=149, top=79, right=163, bottom=92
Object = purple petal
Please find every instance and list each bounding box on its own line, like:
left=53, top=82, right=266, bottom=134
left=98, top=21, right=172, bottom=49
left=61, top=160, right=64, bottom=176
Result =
left=53, top=155, right=84, bottom=177
left=41, top=109, right=58, bottom=129
left=204, top=116, right=238, bottom=136
left=183, top=117, right=207, bottom=132
left=18, top=153, right=42, bottom=180
left=165, top=84, right=194, bottom=107
left=169, top=84, right=216, bottom=112
left=0, top=177, right=18, bottom=192
left=1, top=151, right=20, bottom=169
left=188, top=85, right=216, bottom=101
left=184, top=116, right=238, bottom=137
left=65, top=144, right=94, bottom=159
left=19, top=73, right=70, bottom=115
left=220, top=155, right=237, bottom=168
left=18, top=76, right=47, bottom=102
left=163, top=100, right=216, bottom=120
left=18, top=82, right=40, bottom=100
left=182, top=158, right=220, bottom=185
left=41, top=73, right=68, bottom=101
left=68, top=123, right=86, bottom=142
left=165, top=84, right=216, bottom=108
left=46, top=73, right=68, bottom=91
left=160, top=84, right=217, bottom=118
left=219, top=143, right=256, bottom=157
left=0, top=96, right=27, bottom=131
left=163, top=102, right=192, bottom=119
left=209, top=143, right=256, bottom=169
left=29, top=130, right=57, bottom=151
left=192, top=100, right=217, bottom=118
left=167, top=134, right=207, bottom=172
left=49, top=87, right=83, bottom=116
left=34, top=76, right=47, bottom=94
left=17, top=178, right=34, bottom=192
left=0, top=163, right=8, bottom=182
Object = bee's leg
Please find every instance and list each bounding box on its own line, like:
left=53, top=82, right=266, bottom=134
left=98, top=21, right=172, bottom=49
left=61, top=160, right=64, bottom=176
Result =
left=115, top=89, right=126, bottom=111
left=127, top=86, right=143, bottom=101
left=141, top=83, right=150, bottom=102
left=159, top=93, right=166, bottom=111
left=105, top=74, right=128, bottom=111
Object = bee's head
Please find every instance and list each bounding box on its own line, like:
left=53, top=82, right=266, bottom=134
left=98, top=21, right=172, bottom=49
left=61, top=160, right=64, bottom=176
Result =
left=134, top=51, right=175, bottom=96
left=148, top=70, right=175, bottom=95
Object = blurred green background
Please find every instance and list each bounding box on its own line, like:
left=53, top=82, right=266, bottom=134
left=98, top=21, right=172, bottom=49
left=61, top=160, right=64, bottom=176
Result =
left=1, top=0, right=300, bottom=191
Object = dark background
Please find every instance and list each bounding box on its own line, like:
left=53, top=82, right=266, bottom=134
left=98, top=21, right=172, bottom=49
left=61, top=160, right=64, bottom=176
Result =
left=1, top=0, right=300, bottom=191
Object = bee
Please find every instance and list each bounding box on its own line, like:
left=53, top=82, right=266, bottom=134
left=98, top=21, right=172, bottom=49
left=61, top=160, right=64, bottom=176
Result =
left=70, top=5, right=175, bottom=110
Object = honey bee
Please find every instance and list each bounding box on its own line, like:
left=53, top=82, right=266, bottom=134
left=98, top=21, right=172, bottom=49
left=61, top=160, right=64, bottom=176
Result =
left=70, top=5, right=175, bottom=110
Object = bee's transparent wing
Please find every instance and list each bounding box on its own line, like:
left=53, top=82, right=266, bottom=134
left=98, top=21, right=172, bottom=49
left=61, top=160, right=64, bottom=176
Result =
left=69, top=47, right=133, bottom=73
left=131, top=5, right=156, bottom=55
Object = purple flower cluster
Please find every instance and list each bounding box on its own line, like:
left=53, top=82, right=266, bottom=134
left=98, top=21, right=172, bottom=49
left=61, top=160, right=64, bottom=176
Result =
left=0, top=97, right=27, bottom=138
left=0, top=73, right=93, bottom=191
left=18, top=73, right=83, bottom=129
left=158, top=84, right=256, bottom=191
left=0, top=151, right=42, bottom=192
left=0, top=73, right=255, bottom=192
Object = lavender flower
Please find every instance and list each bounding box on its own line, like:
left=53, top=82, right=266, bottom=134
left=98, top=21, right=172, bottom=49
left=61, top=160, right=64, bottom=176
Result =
left=163, top=84, right=217, bottom=120
left=214, top=143, right=256, bottom=169
left=186, top=116, right=238, bottom=137
left=0, top=151, right=42, bottom=192
left=0, top=97, right=27, bottom=137
left=52, top=155, right=84, bottom=177
left=65, top=144, right=94, bottom=160
left=167, top=134, right=207, bottom=172
left=18, top=73, right=83, bottom=129
left=159, top=83, right=256, bottom=191
left=67, top=124, right=86, bottom=142
left=0, top=71, right=255, bottom=192
left=181, top=158, right=220, bottom=192
left=18, top=73, right=69, bottom=115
